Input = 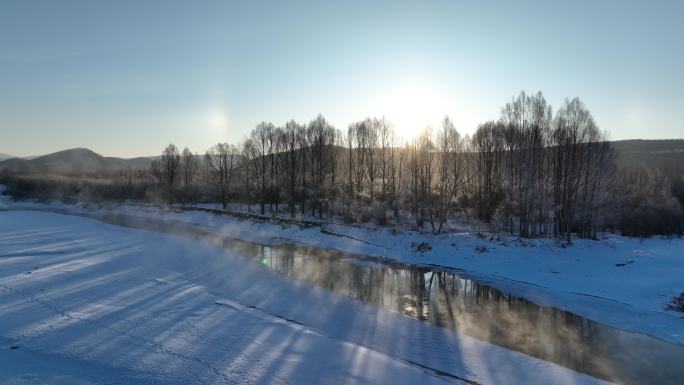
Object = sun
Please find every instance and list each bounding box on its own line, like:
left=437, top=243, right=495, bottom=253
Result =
left=206, top=107, right=230, bottom=138
left=376, top=82, right=451, bottom=140
left=208, top=108, right=228, bottom=131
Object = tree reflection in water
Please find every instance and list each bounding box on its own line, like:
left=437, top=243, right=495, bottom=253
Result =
left=241, top=242, right=684, bottom=385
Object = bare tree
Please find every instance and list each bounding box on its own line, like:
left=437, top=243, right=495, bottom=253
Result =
left=180, top=147, right=199, bottom=203
left=472, top=121, right=504, bottom=221
left=151, top=144, right=181, bottom=204
left=379, top=119, right=392, bottom=203
left=364, top=119, right=379, bottom=206
left=205, top=143, right=238, bottom=209
left=550, top=97, right=612, bottom=242
left=306, top=114, right=337, bottom=218
left=499, top=91, right=554, bottom=236
left=429, top=117, right=465, bottom=234
left=405, top=128, right=434, bottom=228
left=239, top=140, right=260, bottom=214
left=278, top=120, right=304, bottom=217
left=250, top=122, right=273, bottom=215
left=387, top=130, right=404, bottom=220
left=348, top=121, right=367, bottom=207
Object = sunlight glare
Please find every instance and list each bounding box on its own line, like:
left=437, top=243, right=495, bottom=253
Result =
left=207, top=108, right=230, bottom=139
left=376, top=82, right=453, bottom=140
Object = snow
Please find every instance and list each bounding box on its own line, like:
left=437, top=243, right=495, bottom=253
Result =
left=2, top=189, right=684, bottom=346
left=116, top=205, right=684, bottom=345
left=0, top=210, right=613, bottom=384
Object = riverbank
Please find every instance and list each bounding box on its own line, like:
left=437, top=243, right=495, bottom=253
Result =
left=0, top=210, right=613, bottom=385
left=1, top=192, right=683, bottom=347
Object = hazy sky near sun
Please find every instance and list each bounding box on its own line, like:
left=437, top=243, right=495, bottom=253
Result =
left=1, top=0, right=682, bottom=158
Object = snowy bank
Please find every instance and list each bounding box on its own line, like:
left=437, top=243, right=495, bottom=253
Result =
left=0, top=210, right=613, bottom=385
left=1, top=191, right=683, bottom=349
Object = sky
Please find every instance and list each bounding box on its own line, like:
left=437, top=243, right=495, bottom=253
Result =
left=1, top=0, right=682, bottom=158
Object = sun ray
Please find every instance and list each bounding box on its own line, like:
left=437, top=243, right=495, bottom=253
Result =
left=376, top=81, right=452, bottom=140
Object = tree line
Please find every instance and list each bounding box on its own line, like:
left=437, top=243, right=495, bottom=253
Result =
left=144, top=91, right=684, bottom=240
left=4, top=91, right=669, bottom=239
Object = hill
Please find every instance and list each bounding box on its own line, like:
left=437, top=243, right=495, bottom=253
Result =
left=0, top=148, right=153, bottom=176
left=2, top=140, right=683, bottom=177
left=612, top=139, right=684, bottom=174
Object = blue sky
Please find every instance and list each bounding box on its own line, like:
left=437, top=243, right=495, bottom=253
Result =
left=1, top=0, right=682, bottom=157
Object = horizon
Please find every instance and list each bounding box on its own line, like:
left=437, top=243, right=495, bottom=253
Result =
left=2, top=1, right=683, bottom=158
left=5, top=137, right=684, bottom=161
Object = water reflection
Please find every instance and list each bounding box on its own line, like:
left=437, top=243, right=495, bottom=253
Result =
left=240, top=243, right=684, bottom=385
left=13, top=209, right=684, bottom=385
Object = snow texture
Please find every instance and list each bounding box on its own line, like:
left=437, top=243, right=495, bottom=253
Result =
left=0, top=210, right=613, bottom=385
left=4, top=191, right=681, bottom=346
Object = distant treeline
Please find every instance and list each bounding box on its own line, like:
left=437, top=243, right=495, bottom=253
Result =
left=4, top=91, right=683, bottom=239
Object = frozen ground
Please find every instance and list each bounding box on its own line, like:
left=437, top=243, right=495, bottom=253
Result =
left=125, top=204, right=684, bottom=345
left=5, top=194, right=682, bottom=346
left=0, top=210, right=612, bottom=385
